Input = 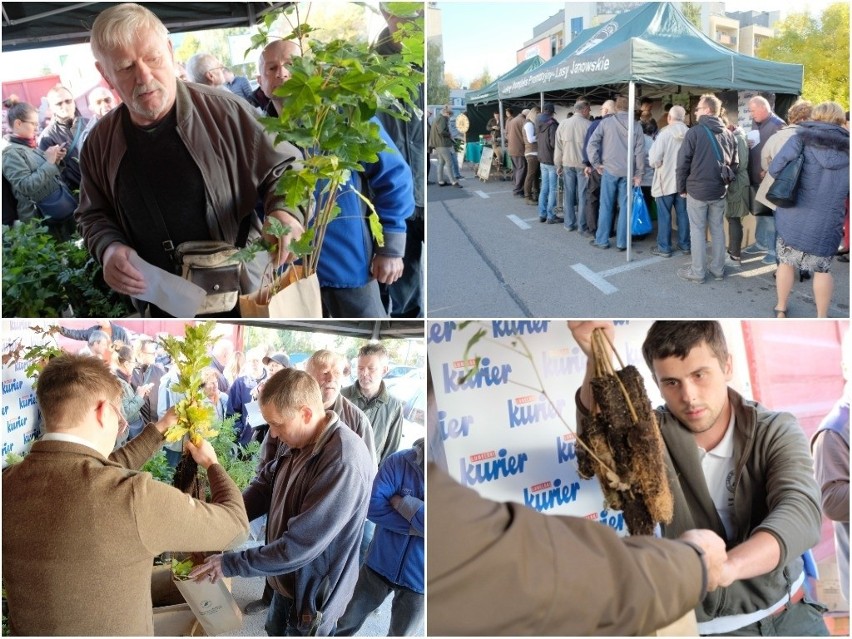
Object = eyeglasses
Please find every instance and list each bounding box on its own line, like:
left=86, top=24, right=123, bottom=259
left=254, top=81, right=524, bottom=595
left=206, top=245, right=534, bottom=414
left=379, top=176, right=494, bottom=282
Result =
left=53, top=99, right=74, bottom=107
left=104, top=400, right=128, bottom=433
left=22, top=119, right=39, bottom=126
left=95, top=97, right=113, bottom=105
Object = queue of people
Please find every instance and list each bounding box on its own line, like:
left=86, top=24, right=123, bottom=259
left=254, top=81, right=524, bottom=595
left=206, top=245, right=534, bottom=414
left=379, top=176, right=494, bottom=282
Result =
left=451, top=93, right=848, bottom=317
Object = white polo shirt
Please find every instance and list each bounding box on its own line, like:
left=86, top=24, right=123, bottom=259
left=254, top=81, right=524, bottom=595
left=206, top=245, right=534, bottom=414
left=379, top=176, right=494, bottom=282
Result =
left=697, top=412, right=737, bottom=540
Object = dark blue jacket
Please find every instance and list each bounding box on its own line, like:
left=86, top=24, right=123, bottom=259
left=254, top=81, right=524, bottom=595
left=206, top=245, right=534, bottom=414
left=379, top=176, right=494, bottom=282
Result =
left=227, top=371, right=267, bottom=446
left=770, top=121, right=850, bottom=258
left=314, top=118, right=413, bottom=288
left=365, top=439, right=424, bottom=593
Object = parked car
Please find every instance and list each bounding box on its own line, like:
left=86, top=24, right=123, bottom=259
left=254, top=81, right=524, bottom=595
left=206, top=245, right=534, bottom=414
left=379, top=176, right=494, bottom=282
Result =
left=385, top=365, right=417, bottom=379
left=388, top=371, right=425, bottom=453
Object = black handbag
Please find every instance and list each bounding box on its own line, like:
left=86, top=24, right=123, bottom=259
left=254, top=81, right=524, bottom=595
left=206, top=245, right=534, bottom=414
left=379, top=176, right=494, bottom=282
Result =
left=36, top=180, right=78, bottom=221
left=766, top=151, right=805, bottom=208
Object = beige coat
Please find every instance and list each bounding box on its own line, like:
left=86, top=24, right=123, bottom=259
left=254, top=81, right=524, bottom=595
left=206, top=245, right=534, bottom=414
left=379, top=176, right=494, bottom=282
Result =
left=554, top=113, right=592, bottom=168
left=648, top=121, right=688, bottom=197
left=2, top=424, right=249, bottom=636
left=754, top=125, right=800, bottom=211
left=427, top=463, right=705, bottom=636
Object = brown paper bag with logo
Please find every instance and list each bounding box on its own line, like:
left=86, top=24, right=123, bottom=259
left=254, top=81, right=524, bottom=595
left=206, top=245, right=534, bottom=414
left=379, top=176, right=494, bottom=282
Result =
left=239, top=265, right=322, bottom=318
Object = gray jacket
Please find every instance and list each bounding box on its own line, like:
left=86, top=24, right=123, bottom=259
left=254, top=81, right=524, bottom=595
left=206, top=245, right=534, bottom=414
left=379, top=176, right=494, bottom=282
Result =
left=1, top=142, right=64, bottom=223
left=658, top=388, right=822, bottom=627
left=586, top=111, right=645, bottom=179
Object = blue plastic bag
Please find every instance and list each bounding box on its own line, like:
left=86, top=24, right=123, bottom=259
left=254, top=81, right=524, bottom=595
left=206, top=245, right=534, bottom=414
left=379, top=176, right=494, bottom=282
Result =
left=631, top=186, right=653, bottom=236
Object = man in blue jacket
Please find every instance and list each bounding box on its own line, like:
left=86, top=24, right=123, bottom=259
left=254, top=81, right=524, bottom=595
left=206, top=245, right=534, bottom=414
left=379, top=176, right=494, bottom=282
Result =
left=257, top=39, right=414, bottom=318
left=336, top=438, right=424, bottom=636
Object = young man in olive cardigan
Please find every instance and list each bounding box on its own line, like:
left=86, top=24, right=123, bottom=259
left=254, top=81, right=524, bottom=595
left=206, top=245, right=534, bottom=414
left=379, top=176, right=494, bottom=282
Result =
left=2, top=354, right=249, bottom=636
left=570, top=321, right=827, bottom=636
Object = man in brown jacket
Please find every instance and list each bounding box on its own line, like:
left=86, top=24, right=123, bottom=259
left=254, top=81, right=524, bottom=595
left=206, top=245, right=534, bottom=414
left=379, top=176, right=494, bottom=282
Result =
left=2, top=354, right=249, bottom=636
left=428, top=463, right=726, bottom=635
left=426, top=368, right=727, bottom=636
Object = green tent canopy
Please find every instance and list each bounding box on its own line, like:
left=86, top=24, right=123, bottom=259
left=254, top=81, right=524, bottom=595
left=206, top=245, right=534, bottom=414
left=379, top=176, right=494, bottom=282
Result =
left=466, top=56, right=544, bottom=106
left=498, top=2, right=803, bottom=100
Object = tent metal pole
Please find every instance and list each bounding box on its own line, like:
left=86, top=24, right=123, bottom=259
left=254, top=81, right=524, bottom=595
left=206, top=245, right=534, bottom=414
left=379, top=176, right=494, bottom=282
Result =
left=626, top=81, right=636, bottom=262
left=498, top=98, right=506, bottom=157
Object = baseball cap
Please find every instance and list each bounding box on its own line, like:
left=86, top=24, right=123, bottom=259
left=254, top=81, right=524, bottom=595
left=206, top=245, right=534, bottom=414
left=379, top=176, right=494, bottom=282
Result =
left=263, top=353, right=291, bottom=368
left=542, top=103, right=555, bottom=114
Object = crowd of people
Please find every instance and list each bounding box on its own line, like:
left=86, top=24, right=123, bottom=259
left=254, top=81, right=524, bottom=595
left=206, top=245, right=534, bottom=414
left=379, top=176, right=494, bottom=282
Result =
left=3, top=322, right=424, bottom=636
left=2, top=2, right=424, bottom=319
left=447, top=93, right=849, bottom=317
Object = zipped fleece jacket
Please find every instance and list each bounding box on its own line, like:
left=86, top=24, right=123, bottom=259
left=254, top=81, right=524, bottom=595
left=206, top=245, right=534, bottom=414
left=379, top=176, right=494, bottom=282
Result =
left=655, top=388, right=822, bottom=627
left=76, top=80, right=301, bottom=268
left=2, top=424, right=249, bottom=636
left=365, top=439, right=424, bottom=594
left=676, top=115, right=738, bottom=201
left=314, top=119, right=413, bottom=289
left=222, top=412, right=373, bottom=635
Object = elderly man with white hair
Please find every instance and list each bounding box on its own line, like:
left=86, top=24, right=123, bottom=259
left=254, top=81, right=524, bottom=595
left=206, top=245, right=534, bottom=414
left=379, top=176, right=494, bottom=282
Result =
left=743, top=95, right=785, bottom=264
left=648, top=104, right=691, bottom=257
left=185, top=52, right=230, bottom=90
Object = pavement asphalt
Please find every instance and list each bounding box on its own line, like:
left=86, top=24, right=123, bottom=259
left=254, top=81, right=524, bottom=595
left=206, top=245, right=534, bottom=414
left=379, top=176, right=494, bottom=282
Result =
left=426, top=158, right=850, bottom=319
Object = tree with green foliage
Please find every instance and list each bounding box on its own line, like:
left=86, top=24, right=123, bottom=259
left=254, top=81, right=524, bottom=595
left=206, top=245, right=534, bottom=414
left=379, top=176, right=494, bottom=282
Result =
left=428, top=41, right=449, bottom=104
left=757, top=3, right=849, bottom=108
left=680, top=2, right=702, bottom=30
left=468, top=68, right=493, bottom=91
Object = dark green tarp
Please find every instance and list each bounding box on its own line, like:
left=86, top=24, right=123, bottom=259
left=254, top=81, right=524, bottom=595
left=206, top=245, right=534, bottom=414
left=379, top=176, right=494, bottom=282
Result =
left=498, top=2, right=803, bottom=100
left=466, top=56, right=544, bottom=105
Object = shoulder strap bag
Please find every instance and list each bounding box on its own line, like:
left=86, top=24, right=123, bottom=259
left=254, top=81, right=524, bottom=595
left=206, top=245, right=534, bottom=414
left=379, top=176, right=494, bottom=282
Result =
left=701, top=125, right=736, bottom=185
left=11, top=146, right=77, bottom=221
left=126, top=149, right=252, bottom=316
left=765, top=147, right=805, bottom=208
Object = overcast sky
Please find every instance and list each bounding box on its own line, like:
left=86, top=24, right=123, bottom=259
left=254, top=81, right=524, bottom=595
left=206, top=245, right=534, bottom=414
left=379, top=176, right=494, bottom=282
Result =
left=437, top=1, right=839, bottom=87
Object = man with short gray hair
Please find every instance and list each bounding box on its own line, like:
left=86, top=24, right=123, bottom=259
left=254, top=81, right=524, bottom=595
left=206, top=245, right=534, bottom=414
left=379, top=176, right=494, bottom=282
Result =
left=587, top=95, right=645, bottom=250
left=185, top=52, right=229, bottom=89
left=555, top=99, right=592, bottom=234
left=744, top=95, right=785, bottom=264
left=648, top=104, right=690, bottom=257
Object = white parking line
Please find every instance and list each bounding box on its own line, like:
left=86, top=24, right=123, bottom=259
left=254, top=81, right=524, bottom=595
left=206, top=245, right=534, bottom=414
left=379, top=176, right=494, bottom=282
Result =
left=507, top=215, right=532, bottom=230
left=573, top=256, right=666, bottom=294
left=475, top=190, right=489, bottom=199
left=571, top=263, right=618, bottom=294
left=599, top=256, right=666, bottom=277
